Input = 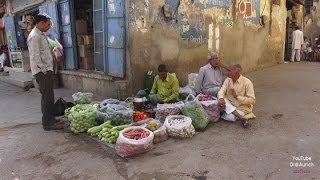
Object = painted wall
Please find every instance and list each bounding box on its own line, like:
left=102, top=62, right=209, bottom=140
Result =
left=5, top=0, right=287, bottom=98
left=128, top=0, right=287, bottom=92
left=304, top=1, right=320, bottom=39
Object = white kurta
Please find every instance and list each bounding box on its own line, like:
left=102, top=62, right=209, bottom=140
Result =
left=292, top=29, right=304, bottom=50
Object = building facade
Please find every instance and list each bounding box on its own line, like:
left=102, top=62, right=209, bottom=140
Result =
left=2, top=0, right=305, bottom=98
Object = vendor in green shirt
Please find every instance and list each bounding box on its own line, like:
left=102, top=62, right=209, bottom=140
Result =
left=149, top=64, right=179, bottom=103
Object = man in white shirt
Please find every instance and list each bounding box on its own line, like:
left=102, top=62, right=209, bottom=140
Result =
left=291, top=25, right=304, bottom=62
left=28, top=14, right=64, bottom=130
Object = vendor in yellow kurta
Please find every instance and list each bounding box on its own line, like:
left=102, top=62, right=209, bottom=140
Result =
left=149, top=64, right=179, bottom=104
left=217, top=64, right=256, bottom=128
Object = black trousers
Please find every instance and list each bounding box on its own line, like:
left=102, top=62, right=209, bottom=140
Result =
left=35, top=71, right=55, bottom=127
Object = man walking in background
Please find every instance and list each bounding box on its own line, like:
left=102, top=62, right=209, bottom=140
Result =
left=28, top=14, right=64, bottom=130
left=291, top=25, right=304, bottom=62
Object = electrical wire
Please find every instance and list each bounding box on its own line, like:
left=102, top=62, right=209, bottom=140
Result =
left=261, top=0, right=268, bottom=16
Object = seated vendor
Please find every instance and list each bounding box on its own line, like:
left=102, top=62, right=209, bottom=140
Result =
left=149, top=64, right=179, bottom=103
left=194, top=52, right=229, bottom=97
left=217, top=64, right=256, bottom=128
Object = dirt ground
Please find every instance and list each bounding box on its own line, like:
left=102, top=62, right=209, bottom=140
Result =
left=0, top=62, right=319, bottom=180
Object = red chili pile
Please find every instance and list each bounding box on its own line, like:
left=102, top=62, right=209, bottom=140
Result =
left=123, top=128, right=150, bottom=140
left=198, top=95, right=216, bottom=101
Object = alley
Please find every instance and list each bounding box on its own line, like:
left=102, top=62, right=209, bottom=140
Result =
left=0, top=62, right=320, bottom=180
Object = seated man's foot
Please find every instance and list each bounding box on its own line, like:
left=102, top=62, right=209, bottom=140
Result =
left=240, top=118, right=249, bottom=128
left=213, top=118, right=221, bottom=123
left=43, top=122, right=65, bottom=131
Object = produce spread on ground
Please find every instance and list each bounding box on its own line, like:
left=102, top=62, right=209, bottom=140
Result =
left=63, top=92, right=219, bottom=158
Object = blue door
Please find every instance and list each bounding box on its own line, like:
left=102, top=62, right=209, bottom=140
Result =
left=39, top=1, right=60, bottom=40
left=93, top=0, right=105, bottom=72
left=58, top=0, right=78, bottom=70
left=93, top=0, right=125, bottom=77
left=106, top=0, right=125, bottom=77
left=3, top=16, right=18, bottom=49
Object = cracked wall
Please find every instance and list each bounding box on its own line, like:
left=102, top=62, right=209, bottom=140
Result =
left=128, top=0, right=287, bottom=92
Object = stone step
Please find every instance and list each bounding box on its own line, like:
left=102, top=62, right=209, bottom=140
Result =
left=8, top=70, right=33, bottom=80
left=0, top=75, right=33, bottom=88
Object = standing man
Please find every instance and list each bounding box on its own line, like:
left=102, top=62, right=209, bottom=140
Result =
left=217, top=64, right=256, bottom=128
left=194, top=52, right=229, bottom=97
left=291, top=25, right=304, bottom=62
left=149, top=64, right=179, bottom=103
left=28, top=14, right=64, bottom=130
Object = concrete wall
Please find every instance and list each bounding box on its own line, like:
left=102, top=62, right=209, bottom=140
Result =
left=128, top=0, right=287, bottom=92
left=59, top=71, right=121, bottom=99
left=304, top=1, right=320, bottom=39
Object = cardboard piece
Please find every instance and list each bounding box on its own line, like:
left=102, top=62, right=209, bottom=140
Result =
left=79, top=57, right=94, bottom=70
left=78, top=45, right=94, bottom=58
left=77, top=35, right=93, bottom=45
left=76, top=20, right=88, bottom=35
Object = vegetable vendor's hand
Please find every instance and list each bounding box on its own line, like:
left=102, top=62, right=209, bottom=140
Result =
left=218, top=98, right=226, bottom=110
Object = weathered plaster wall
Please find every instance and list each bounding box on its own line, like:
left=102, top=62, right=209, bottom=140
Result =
left=128, top=0, right=287, bottom=92
left=304, top=1, right=320, bottom=39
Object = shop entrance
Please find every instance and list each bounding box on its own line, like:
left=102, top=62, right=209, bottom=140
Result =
left=74, top=0, right=94, bottom=70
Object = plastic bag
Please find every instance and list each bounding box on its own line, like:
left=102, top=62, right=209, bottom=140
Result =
left=133, top=117, right=153, bottom=126
left=100, top=98, right=121, bottom=108
left=53, top=97, right=74, bottom=116
left=180, top=86, right=196, bottom=96
left=67, top=104, right=96, bottom=133
left=196, top=94, right=218, bottom=107
left=144, top=71, right=156, bottom=93
left=153, top=125, right=168, bottom=143
left=72, top=92, right=93, bottom=104
left=164, top=115, right=195, bottom=138
left=136, top=89, right=149, bottom=98
left=115, top=127, right=154, bottom=158
left=96, top=106, right=111, bottom=122
left=106, top=104, right=133, bottom=126
left=149, top=94, right=162, bottom=104
left=155, top=101, right=184, bottom=123
left=204, top=104, right=220, bottom=122
left=188, top=73, right=198, bottom=88
left=182, top=94, right=209, bottom=131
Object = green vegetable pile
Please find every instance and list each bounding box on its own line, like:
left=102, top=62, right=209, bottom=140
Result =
left=106, top=104, right=133, bottom=126
left=96, top=107, right=110, bottom=122
left=64, top=107, right=72, bottom=118
left=182, top=100, right=209, bottom=131
left=67, top=104, right=97, bottom=133
left=72, top=92, right=93, bottom=104
left=110, top=113, right=132, bottom=126
left=88, top=121, right=132, bottom=144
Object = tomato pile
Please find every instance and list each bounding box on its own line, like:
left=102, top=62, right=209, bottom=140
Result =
left=198, top=95, right=216, bottom=101
left=123, top=128, right=150, bottom=140
left=133, top=111, right=148, bottom=122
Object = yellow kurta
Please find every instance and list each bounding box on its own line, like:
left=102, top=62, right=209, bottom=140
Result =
left=217, top=75, right=256, bottom=115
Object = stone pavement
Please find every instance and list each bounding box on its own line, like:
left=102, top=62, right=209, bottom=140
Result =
left=0, top=62, right=320, bottom=180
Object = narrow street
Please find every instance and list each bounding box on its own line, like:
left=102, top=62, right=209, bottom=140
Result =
left=0, top=62, right=319, bottom=180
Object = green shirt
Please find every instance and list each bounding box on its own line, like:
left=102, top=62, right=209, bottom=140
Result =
left=150, top=73, right=179, bottom=102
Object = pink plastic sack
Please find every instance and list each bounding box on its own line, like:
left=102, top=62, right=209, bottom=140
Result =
left=115, top=127, right=154, bottom=158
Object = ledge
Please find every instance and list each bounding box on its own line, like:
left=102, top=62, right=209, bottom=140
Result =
left=59, top=70, right=113, bottom=81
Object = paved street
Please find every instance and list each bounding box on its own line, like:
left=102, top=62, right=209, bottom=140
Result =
left=0, top=62, right=320, bottom=180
